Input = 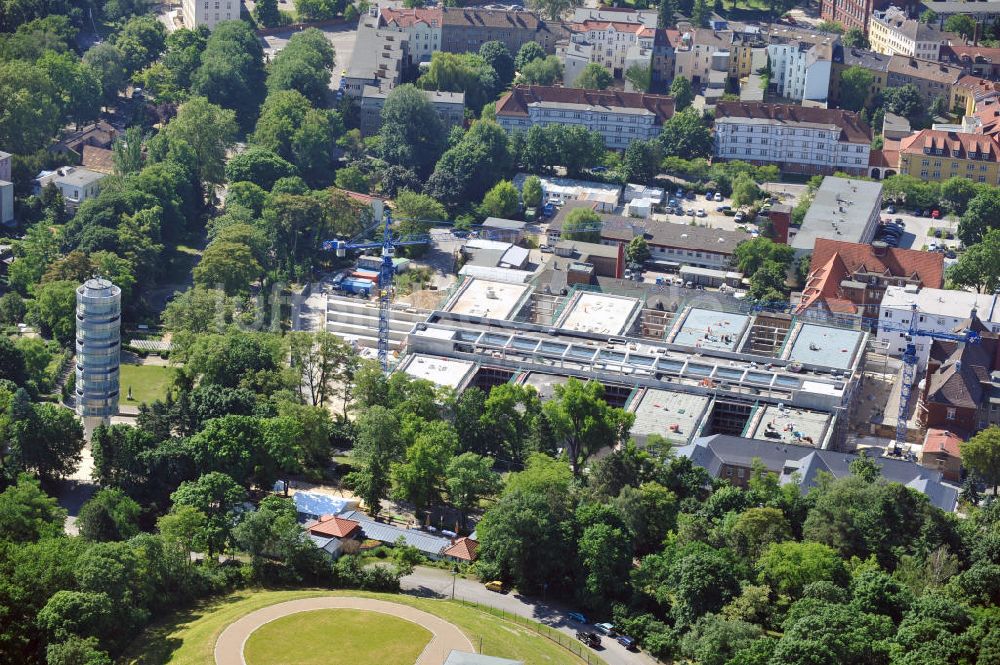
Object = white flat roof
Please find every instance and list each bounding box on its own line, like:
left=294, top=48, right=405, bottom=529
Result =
left=673, top=308, right=750, bottom=351
left=786, top=324, right=864, bottom=370
left=400, top=354, right=475, bottom=389
left=630, top=389, right=711, bottom=446
left=881, top=286, right=1000, bottom=322
left=558, top=292, right=640, bottom=336
left=446, top=279, right=529, bottom=321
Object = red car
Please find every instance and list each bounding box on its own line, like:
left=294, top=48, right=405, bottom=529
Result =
left=931, top=209, right=941, bottom=219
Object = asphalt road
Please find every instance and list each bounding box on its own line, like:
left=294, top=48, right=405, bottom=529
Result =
left=401, top=566, right=658, bottom=665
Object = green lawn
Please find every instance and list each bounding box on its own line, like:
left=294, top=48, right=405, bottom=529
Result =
left=121, top=589, right=594, bottom=665
left=119, top=363, right=172, bottom=405
left=244, top=609, right=430, bottom=665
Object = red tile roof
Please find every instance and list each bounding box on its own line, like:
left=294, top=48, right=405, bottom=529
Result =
left=380, top=7, right=442, bottom=27
left=956, top=75, right=1000, bottom=102
left=306, top=515, right=361, bottom=539
left=942, top=44, right=1000, bottom=64
left=714, top=102, right=872, bottom=144
left=923, top=428, right=963, bottom=457
left=496, top=85, right=675, bottom=123
left=443, top=537, right=478, bottom=561
left=898, top=129, right=1000, bottom=162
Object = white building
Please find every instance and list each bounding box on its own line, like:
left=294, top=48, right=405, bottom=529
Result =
left=0, top=151, right=12, bottom=226
left=182, top=0, right=238, bottom=29
left=790, top=176, right=883, bottom=257
left=76, top=278, right=121, bottom=436
left=34, top=166, right=107, bottom=212
left=714, top=102, right=872, bottom=177
left=877, top=285, right=1000, bottom=369
left=513, top=174, right=622, bottom=212
left=869, top=7, right=951, bottom=60
left=566, top=14, right=653, bottom=79
left=378, top=6, right=442, bottom=64
left=766, top=36, right=834, bottom=103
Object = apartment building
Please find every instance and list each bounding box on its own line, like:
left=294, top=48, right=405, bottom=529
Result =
left=343, top=16, right=408, bottom=99
left=181, top=0, right=237, bottom=29
left=869, top=7, right=951, bottom=59
left=714, top=102, right=872, bottom=177
left=897, top=129, right=1000, bottom=184
left=378, top=7, right=442, bottom=64
left=887, top=55, right=964, bottom=105
left=918, top=0, right=1000, bottom=23
left=952, top=75, right=1000, bottom=115
left=673, top=27, right=732, bottom=86
left=439, top=7, right=562, bottom=56
left=830, top=46, right=890, bottom=107
left=34, top=166, right=107, bottom=212
left=564, top=13, right=672, bottom=81
left=495, top=85, right=675, bottom=150
left=939, top=44, right=1000, bottom=80
left=359, top=86, right=464, bottom=136
left=765, top=25, right=837, bottom=103
left=820, top=0, right=918, bottom=33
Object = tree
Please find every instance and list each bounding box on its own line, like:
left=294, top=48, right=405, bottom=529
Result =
left=543, top=378, right=633, bottom=475
left=658, top=0, right=676, bottom=28
left=941, top=176, right=980, bottom=215
left=394, top=190, right=448, bottom=240
left=666, top=546, right=741, bottom=625
left=516, top=42, right=546, bottom=72
left=225, top=148, right=297, bottom=190
left=516, top=55, right=563, bottom=85
left=0, top=61, right=61, bottom=154
left=945, top=14, right=977, bottom=40
left=0, top=336, right=27, bottom=386
left=115, top=15, right=166, bottom=74
left=621, top=139, right=661, bottom=184
left=838, top=66, right=873, bottom=112
left=757, top=541, right=848, bottom=598
left=815, top=19, right=844, bottom=33
left=660, top=108, right=713, bottom=158
left=191, top=20, right=266, bottom=129
left=728, top=506, right=791, bottom=561
left=670, top=76, right=694, bottom=111
left=253, top=0, right=283, bottom=26
left=562, top=207, right=602, bottom=243
left=33, top=280, right=78, bottom=346
left=578, top=519, right=633, bottom=608
left=526, top=0, right=582, bottom=21
left=479, top=41, right=515, bottom=88
left=112, top=126, right=145, bottom=176
left=37, top=590, right=115, bottom=645
left=169, top=472, right=247, bottom=556
left=920, top=8, right=938, bottom=23
left=346, top=406, right=405, bottom=517
left=158, top=97, right=238, bottom=185
left=626, top=64, right=652, bottom=92
left=287, top=331, right=354, bottom=408
left=391, top=421, right=458, bottom=517
left=748, top=260, right=790, bottom=302
left=445, top=452, right=501, bottom=529
left=731, top=176, right=762, bottom=207
left=522, top=175, right=543, bottom=208
left=771, top=603, right=893, bottom=665
left=962, top=427, right=1000, bottom=495
left=733, top=237, right=794, bottom=275
left=46, top=636, right=113, bottom=665
left=193, top=240, right=262, bottom=294
left=38, top=51, right=102, bottom=128
left=842, top=26, right=869, bottom=48
left=418, top=51, right=500, bottom=114
left=77, top=489, right=141, bottom=542
left=950, top=229, right=1000, bottom=293
left=626, top=236, right=651, bottom=266
left=479, top=180, right=519, bottom=219
left=378, top=84, right=447, bottom=179
left=691, top=0, right=709, bottom=26
left=576, top=63, right=613, bottom=90
left=883, top=83, right=923, bottom=118
left=0, top=473, right=67, bottom=542
left=681, top=614, right=763, bottom=665
left=266, top=28, right=335, bottom=106
left=8, top=402, right=84, bottom=482
left=960, top=188, right=1000, bottom=245
left=294, top=0, right=343, bottom=21
left=0, top=293, right=26, bottom=325
left=82, top=42, right=127, bottom=106
left=614, top=481, right=677, bottom=556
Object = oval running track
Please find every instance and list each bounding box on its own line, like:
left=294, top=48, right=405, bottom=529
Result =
left=214, top=596, right=475, bottom=665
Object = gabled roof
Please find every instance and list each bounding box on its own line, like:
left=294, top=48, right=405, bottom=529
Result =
left=306, top=514, right=361, bottom=539
left=923, top=428, right=963, bottom=457
left=811, top=239, right=944, bottom=287
left=926, top=339, right=994, bottom=409
left=714, top=102, right=872, bottom=144
left=443, top=537, right=479, bottom=561
left=496, top=85, right=675, bottom=123
left=887, top=55, right=963, bottom=85
left=941, top=44, right=1000, bottom=65
left=899, top=129, right=1000, bottom=162
left=380, top=7, right=442, bottom=27
left=440, top=7, right=546, bottom=30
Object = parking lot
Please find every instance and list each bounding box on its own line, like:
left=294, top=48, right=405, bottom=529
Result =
left=876, top=205, right=961, bottom=253
left=258, top=23, right=358, bottom=90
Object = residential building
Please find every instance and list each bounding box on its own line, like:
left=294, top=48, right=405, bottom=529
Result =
left=50, top=121, right=117, bottom=161
left=442, top=537, right=479, bottom=563
left=546, top=201, right=749, bottom=271
left=512, top=174, right=622, bottom=212
left=34, top=166, right=107, bottom=212
left=181, top=0, right=237, bottom=29
left=304, top=514, right=361, bottom=559
left=81, top=145, right=114, bottom=174
left=714, top=102, right=873, bottom=177
left=939, top=44, right=1000, bottom=81
left=951, top=75, right=1000, bottom=116
left=798, top=239, right=944, bottom=316
left=820, top=0, right=918, bottom=34
left=343, top=16, right=408, bottom=99
left=729, top=25, right=767, bottom=81
left=920, top=428, right=964, bottom=482
left=552, top=239, right=623, bottom=279
left=791, top=178, right=883, bottom=257
left=378, top=6, right=442, bottom=64
left=883, top=112, right=913, bottom=140
left=439, top=7, right=562, bottom=56
left=869, top=7, right=952, bottom=59
left=677, top=434, right=958, bottom=511
left=831, top=47, right=891, bottom=107
left=765, top=25, right=837, bottom=103
left=562, top=10, right=674, bottom=86
left=0, top=151, right=12, bottom=226
left=918, top=0, right=1000, bottom=23
left=919, top=316, right=1000, bottom=433
left=481, top=217, right=526, bottom=243
left=566, top=15, right=651, bottom=79
left=897, top=129, right=1000, bottom=184
left=877, top=285, right=1000, bottom=369
left=359, top=85, right=464, bottom=136
left=495, top=85, right=675, bottom=150
left=887, top=55, right=963, bottom=106
left=571, top=6, right=658, bottom=26
left=673, top=27, right=732, bottom=86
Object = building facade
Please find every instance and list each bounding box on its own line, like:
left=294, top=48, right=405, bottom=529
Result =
left=714, top=102, right=872, bottom=176
left=359, top=86, right=464, bottom=136
left=343, top=15, right=409, bottom=99
left=897, top=129, right=1000, bottom=184
left=34, top=166, right=107, bottom=212
left=439, top=7, right=561, bottom=56
left=869, top=7, right=951, bottom=59
left=182, top=0, right=237, bottom=29
left=495, top=85, right=675, bottom=150
left=886, top=55, right=963, bottom=107
left=939, top=44, right=1000, bottom=81
left=378, top=7, right=442, bottom=64
left=819, top=0, right=918, bottom=34
left=76, top=278, right=121, bottom=436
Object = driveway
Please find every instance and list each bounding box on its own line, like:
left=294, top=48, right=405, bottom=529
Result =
left=402, top=567, right=658, bottom=665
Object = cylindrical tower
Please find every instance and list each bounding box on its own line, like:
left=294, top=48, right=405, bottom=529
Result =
left=75, top=278, right=121, bottom=435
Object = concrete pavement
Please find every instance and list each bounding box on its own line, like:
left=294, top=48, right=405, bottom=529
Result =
left=402, top=567, right=658, bottom=665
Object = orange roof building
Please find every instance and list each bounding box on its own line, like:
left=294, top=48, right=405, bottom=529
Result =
left=897, top=129, right=1000, bottom=184
left=306, top=515, right=362, bottom=539
left=443, top=537, right=479, bottom=562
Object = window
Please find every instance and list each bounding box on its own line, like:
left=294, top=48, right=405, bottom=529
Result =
left=947, top=407, right=957, bottom=420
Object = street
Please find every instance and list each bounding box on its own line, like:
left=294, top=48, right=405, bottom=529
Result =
left=401, top=566, right=659, bottom=665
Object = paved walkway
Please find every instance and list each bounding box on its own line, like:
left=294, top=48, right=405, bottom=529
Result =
left=214, top=596, right=474, bottom=665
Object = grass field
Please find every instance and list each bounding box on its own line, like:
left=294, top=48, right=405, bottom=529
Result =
left=121, top=589, right=592, bottom=665
left=119, top=364, right=172, bottom=405
left=244, top=609, right=430, bottom=665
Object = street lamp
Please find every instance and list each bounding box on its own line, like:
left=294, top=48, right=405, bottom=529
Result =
left=451, top=565, right=458, bottom=600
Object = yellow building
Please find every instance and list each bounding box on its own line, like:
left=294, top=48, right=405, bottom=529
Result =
left=897, top=129, right=1000, bottom=184
left=952, top=75, right=1000, bottom=116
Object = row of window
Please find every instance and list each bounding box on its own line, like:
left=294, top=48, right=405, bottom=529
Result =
left=920, top=159, right=991, bottom=170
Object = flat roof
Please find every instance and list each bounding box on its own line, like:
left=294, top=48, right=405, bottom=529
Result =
left=672, top=308, right=751, bottom=351
left=793, top=177, right=883, bottom=251
left=557, top=291, right=640, bottom=335
left=881, top=286, right=1000, bottom=322
left=748, top=404, right=831, bottom=447
left=629, top=388, right=711, bottom=446
left=521, top=372, right=571, bottom=400
left=399, top=354, right=475, bottom=389
left=446, top=278, right=529, bottom=320
left=785, top=323, right=864, bottom=370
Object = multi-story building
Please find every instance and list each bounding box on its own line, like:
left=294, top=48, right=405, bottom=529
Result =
left=939, top=44, right=1000, bottom=81
left=439, top=7, right=562, bottom=56
left=378, top=7, right=442, bottom=64
left=34, top=166, right=107, bottom=212
left=342, top=15, right=409, bottom=99
left=897, top=129, right=1000, bottom=184
left=887, top=55, right=963, bottom=105
left=76, top=278, right=121, bottom=436
left=673, top=27, right=732, bottom=86
left=359, top=86, right=464, bottom=136
left=820, top=0, right=918, bottom=34
left=563, top=12, right=668, bottom=81
left=790, top=178, right=884, bottom=257
left=181, top=0, right=237, bottom=29
left=714, top=102, right=872, bottom=177
left=951, top=75, right=1000, bottom=116
left=797, top=239, right=944, bottom=316
left=495, top=85, right=675, bottom=150
left=512, top=175, right=623, bottom=212
left=765, top=25, right=837, bottom=103
left=830, top=46, right=890, bottom=107
left=918, top=0, right=1000, bottom=23
left=869, top=7, right=952, bottom=60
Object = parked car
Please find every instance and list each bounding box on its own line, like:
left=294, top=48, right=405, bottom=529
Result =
left=887, top=204, right=897, bottom=214
left=705, top=191, right=714, bottom=200
left=697, top=209, right=706, bottom=217
left=734, top=212, right=745, bottom=222
left=894, top=218, right=904, bottom=225
left=539, top=244, right=552, bottom=253
left=914, top=208, right=924, bottom=216
left=594, top=623, right=616, bottom=636
left=928, top=243, right=939, bottom=251
left=717, top=204, right=731, bottom=212
left=590, top=166, right=608, bottom=173
left=568, top=612, right=588, bottom=624
left=714, top=192, right=723, bottom=202
left=946, top=250, right=957, bottom=259
left=484, top=580, right=505, bottom=592
left=541, top=203, right=555, bottom=217
left=576, top=631, right=601, bottom=648
left=931, top=209, right=941, bottom=219
left=617, top=635, right=638, bottom=651
left=668, top=198, right=677, bottom=207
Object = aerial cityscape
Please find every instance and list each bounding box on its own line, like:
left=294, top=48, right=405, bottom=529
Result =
left=2, top=0, right=1000, bottom=663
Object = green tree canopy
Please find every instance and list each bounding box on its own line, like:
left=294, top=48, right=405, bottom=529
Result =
left=575, top=63, right=613, bottom=90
